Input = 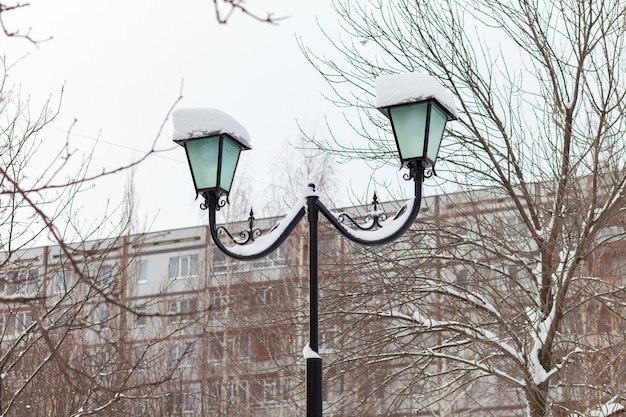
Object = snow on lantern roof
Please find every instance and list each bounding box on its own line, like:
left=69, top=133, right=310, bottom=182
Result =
left=172, top=108, right=252, bottom=149
left=375, top=72, right=458, bottom=120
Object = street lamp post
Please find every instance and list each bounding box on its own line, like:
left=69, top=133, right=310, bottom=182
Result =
left=173, top=73, right=457, bottom=417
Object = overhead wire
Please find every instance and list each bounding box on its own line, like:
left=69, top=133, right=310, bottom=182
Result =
left=44, top=124, right=280, bottom=189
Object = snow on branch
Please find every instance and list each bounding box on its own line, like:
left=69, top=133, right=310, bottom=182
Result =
left=362, top=308, right=526, bottom=386
left=371, top=308, right=525, bottom=384
left=422, top=348, right=525, bottom=387
left=570, top=397, right=626, bottom=417
left=419, top=310, right=522, bottom=363
left=415, top=284, right=501, bottom=318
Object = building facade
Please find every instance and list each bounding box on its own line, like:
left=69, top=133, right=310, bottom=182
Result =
left=1, top=186, right=624, bottom=416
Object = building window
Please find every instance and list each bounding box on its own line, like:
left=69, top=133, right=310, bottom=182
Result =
left=207, top=337, right=224, bottom=362
left=26, top=268, right=39, bottom=294
left=135, top=306, right=146, bottom=327
left=98, top=307, right=109, bottom=328
left=168, top=342, right=195, bottom=369
left=168, top=299, right=197, bottom=324
left=3, top=312, right=33, bottom=337
left=54, top=270, right=78, bottom=294
left=99, top=265, right=113, bottom=287
left=500, top=264, right=524, bottom=290
left=254, top=245, right=287, bottom=269
left=169, top=255, right=199, bottom=279
left=15, top=268, right=40, bottom=295
left=250, top=286, right=287, bottom=310
left=224, top=381, right=248, bottom=404
left=54, top=272, right=64, bottom=294
left=133, top=347, right=148, bottom=369
left=208, top=292, right=222, bottom=310
left=95, top=351, right=106, bottom=367
left=456, top=269, right=469, bottom=287
left=212, top=247, right=227, bottom=273
left=320, top=325, right=337, bottom=354
left=262, top=379, right=284, bottom=404
left=137, top=261, right=148, bottom=284
left=17, top=311, right=33, bottom=333
left=52, top=311, right=72, bottom=329
left=0, top=274, right=7, bottom=294
left=182, top=392, right=196, bottom=413
left=496, top=215, right=525, bottom=239
left=507, top=216, right=525, bottom=233
left=230, top=333, right=251, bottom=359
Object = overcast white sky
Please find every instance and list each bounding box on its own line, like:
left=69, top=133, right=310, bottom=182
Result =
left=4, top=0, right=408, bottom=239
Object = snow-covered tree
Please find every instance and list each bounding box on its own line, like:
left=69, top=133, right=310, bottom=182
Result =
left=303, top=1, right=626, bottom=415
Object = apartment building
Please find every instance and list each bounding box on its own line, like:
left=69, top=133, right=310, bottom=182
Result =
left=1, top=185, right=624, bottom=416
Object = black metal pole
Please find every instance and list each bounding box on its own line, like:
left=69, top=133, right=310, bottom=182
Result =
left=306, top=191, right=323, bottom=417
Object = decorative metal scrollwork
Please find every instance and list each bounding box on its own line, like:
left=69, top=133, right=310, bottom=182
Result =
left=337, top=192, right=388, bottom=231
left=403, top=160, right=432, bottom=181
left=205, top=164, right=425, bottom=258
left=200, top=191, right=228, bottom=211
left=215, top=208, right=263, bottom=245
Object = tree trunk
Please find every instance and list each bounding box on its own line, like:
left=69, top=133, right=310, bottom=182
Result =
left=528, top=382, right=549, bottom=417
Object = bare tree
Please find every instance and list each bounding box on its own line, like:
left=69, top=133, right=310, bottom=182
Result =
left=0, top=3, right=287, bottom=415
left=0, top=39, right=203, bottom=415
left=0, top=2, right=49, bottom=43
left=212, top=0, right=287, bottom=25
left=301, top=1, right=626, bottom=416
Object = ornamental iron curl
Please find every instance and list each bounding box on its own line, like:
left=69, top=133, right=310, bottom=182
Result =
left=215, top=208, right=262, bottom=245
left=403, top=159, right=433, bottom=181
left=200, top=191, right=228, bottom=211
left=337, top=192, right=388, bottom=231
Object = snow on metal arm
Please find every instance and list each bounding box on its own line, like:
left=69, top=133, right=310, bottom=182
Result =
left=317, top=165, right=425, bottom=246
left=205, top=191, right=306, bottom=261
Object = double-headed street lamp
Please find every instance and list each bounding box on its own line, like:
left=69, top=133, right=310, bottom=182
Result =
left=173, top=72, right=457, bottom=417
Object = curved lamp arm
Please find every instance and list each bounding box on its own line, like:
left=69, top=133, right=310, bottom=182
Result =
left=205, top=191, right=306, bottom=261
left=317, top=161, right=425, bottom=246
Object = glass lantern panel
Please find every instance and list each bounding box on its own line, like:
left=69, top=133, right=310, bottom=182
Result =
left=185, top=136, right=220, bottom=192
left=426, top=103, right=448, bottom=164
left=219, top=136, right=242, bottom=193
left=389, top=102, right=428, bottom=162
